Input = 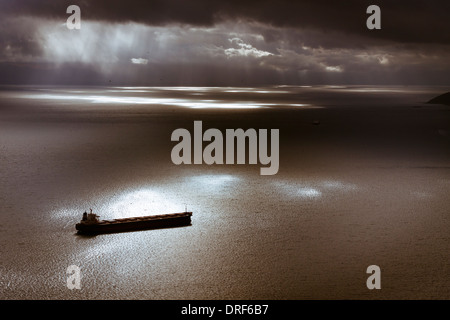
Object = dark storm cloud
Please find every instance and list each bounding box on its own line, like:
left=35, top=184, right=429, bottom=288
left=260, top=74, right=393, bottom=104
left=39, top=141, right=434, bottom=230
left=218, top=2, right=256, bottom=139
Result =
left=1, top=1, right=449, bottom=85
left=1, top=0, right=449, bottom=45
left=0, top=17, right=43, bottom=62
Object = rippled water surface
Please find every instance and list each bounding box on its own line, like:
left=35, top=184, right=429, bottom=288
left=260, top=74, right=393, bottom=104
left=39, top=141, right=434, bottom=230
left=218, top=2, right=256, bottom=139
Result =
left=0, top=85, right=449, bottom=299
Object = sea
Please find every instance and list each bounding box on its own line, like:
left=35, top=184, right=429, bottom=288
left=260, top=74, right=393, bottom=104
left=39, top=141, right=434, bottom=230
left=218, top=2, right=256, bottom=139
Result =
left=0, top=85, right=449, bottom=299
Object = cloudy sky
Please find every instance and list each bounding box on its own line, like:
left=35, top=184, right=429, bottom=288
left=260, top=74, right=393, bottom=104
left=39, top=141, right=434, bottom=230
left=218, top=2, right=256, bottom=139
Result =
left=1, top=0, right=449, bottom=86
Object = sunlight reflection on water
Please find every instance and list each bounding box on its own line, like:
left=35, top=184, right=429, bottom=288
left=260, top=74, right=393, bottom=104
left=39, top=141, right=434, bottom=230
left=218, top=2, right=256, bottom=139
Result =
left=16, top=87, right=319, bottom=109
left=272, top=179, right=358, bottom=199
left=54, top=174, right=242, bottom=222
left=186, top=174, right=240, bottom=191
left=23, top=93, right=315, bottom=109
left=105, top=188, right=182, bottom=219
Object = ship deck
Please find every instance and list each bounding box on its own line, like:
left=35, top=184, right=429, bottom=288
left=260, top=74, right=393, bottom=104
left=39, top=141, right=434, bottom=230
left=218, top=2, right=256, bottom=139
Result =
left=97, top=212, right=192, bottom=225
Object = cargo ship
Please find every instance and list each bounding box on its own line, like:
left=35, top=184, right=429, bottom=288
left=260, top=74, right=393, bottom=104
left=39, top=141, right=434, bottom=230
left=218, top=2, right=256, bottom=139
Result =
left=75, top=209, right=192, bottom=235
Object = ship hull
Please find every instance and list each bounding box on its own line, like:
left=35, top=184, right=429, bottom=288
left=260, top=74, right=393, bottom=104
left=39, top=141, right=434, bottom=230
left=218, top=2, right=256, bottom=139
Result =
left=76, top=212, right=192, bottom=235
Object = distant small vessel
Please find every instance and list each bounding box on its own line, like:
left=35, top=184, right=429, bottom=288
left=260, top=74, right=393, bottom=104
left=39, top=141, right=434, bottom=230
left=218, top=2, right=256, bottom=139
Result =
left=76, top=209, right=192, bottom=235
